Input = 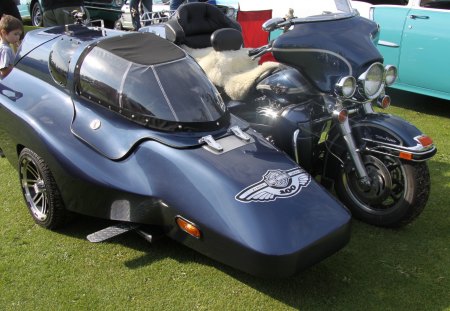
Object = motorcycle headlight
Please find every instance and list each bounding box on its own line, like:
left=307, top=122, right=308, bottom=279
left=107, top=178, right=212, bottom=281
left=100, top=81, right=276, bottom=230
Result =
left=335, top=76, right=356, bottom=98
left=384, top=65, right=397, bottom=86
left=358, top=62, right=384, bottom=99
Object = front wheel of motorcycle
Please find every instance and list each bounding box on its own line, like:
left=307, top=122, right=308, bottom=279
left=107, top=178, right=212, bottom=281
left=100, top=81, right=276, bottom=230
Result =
left=335, top=154, right=430, bottom=228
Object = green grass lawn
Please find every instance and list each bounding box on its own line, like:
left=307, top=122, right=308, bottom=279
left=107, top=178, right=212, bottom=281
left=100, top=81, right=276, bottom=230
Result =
left=0, top=90, right=449, bottom=310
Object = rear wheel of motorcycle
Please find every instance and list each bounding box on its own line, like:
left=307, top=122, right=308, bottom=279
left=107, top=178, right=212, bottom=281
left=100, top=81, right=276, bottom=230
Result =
left=18, top=148, right=68, bottom=229
left=335, top=154, right=430, bottom=227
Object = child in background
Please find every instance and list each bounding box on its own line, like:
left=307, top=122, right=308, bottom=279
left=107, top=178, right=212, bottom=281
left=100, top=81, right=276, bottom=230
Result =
left=0, top=14, right=23, bottom=79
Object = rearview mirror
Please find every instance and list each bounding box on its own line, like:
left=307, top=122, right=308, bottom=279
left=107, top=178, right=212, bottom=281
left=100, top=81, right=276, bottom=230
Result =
left=262, top=18, right=285, bottom=32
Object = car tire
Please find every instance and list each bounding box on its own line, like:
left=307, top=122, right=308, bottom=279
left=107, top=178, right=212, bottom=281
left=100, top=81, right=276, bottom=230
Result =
left=18, top=148, right=68, bottom=229
left=31, top=1, right=43, bottom=27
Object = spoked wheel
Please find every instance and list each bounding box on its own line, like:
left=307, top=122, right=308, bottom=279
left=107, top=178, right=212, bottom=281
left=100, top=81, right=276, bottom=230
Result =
left=335, top=154, right=430, bottom=227
left=31, top=1, right=43, bottom=27
left=18, top=148, right=67, bottom=229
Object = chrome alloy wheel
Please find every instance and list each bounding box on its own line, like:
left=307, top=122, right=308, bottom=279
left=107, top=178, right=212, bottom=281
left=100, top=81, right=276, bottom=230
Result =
left=20, top=156, right=49, bottom=221
left=32, top=2, right=43, bottom=27
left=18, top=148, right=67, bottom=229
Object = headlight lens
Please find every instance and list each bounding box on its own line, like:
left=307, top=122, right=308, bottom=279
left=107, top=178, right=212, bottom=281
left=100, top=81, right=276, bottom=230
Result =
left=335, top=76, right=356, bottom=98
left=384, top=65, right=397, bottom=86
left=358, top=62, right=384, bottom=99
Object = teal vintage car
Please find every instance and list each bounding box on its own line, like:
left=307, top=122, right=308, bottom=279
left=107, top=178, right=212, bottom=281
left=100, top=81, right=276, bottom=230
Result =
left=18, top=0, right=126, bottom=27
left=353, top=0, right=450, bottom=100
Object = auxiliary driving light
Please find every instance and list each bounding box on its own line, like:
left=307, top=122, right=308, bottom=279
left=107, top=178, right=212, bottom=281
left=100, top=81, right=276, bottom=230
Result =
left=335, top=76, right=356, bottom=98
left=359, top=62, right=384, bottom=99
left=176, top=216, right=201, bottom=238
left=384, top=65, right=398, bottom=86
left=377, top=95, right=391, bottom=109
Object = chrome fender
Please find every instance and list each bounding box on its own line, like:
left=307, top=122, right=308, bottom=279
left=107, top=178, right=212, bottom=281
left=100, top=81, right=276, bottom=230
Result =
left=349, top=113, right=436, bottom=162
left=322, top=112, right=436, bottom=183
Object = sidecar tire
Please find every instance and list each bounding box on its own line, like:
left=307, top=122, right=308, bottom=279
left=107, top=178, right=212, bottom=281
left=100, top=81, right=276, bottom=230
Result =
left=18, top=148, right=68, bottom=229
left=335, top=156, right=430, bottom=228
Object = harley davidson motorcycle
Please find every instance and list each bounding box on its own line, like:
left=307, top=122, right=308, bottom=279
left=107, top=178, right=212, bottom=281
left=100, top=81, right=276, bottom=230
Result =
left=160, top=1, right=437, bottom=227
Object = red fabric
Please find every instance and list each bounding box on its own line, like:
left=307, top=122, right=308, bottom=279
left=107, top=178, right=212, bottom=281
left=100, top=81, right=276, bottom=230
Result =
left=237, top=10, right=276, bottom=64
left=237, top=10, right=272, bottom=48
left=260, top=53, right=276, bottom=64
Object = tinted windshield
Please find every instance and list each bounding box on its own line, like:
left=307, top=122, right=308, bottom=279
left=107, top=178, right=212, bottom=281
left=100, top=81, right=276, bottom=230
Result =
left=76, top=34, right=227, bottom=131
left=121, top=58, right=225, bottom=123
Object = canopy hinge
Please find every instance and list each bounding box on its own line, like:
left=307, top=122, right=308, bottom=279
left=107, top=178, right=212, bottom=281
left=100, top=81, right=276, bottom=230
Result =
left=228, top=126, right=251, bottom=141
left=199, top=135, right=223, bottom=152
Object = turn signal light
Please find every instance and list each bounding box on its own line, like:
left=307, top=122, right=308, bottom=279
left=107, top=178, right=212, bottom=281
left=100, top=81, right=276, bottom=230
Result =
left=176, top=216, right=201, bottom=239
left=399, top=152, right=413, bottom=160
left=377, top=95, right=391, bottom=109
left=416, top=135, right=433, bottom=147
left=333, top=109, right=348, bottom=123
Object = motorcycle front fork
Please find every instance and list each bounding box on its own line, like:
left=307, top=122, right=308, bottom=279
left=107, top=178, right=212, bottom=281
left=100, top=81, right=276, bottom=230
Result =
left=335, top=112, right=371, bottom=190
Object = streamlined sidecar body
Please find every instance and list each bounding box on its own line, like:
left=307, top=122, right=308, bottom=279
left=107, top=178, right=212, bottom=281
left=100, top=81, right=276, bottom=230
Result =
left=0, top=25, right=351, bottom=277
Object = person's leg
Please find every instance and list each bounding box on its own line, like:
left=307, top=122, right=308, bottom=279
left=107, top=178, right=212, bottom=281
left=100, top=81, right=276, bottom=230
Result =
left=1, top=0, right=22, bottom=21
left=170, top=0, right=185, bottom=11
left=140, top=0, right=153, bottom=26
left=129, top=0, right=141, bottom=30
left=43, top=9, right=58, bottom=26
left=141, top=0, right=153, bottom=13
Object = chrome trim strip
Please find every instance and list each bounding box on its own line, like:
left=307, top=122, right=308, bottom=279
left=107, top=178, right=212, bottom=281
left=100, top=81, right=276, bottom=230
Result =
left=84, top=6, right=122, bottom=13
left=292, top=129, right=300, bottom=164
left=271, top=48, right=352, bottom=76
left=378, top=40, right=399, bottom=48
left=365, top=146, right=436, bottom=162
left=362, top=137, right=435, bottom=153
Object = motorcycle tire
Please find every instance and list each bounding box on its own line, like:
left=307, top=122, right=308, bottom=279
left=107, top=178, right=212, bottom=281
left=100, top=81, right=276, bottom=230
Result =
left=334, top=154, right=430, bottom=228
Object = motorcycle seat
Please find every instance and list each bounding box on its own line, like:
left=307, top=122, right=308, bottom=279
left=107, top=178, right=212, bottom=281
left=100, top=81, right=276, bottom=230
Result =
left=165, top=2, right=241, bottom=49
left=184, top=44, right=280, bottom=101
left=166, top=2, right=280, bottom=101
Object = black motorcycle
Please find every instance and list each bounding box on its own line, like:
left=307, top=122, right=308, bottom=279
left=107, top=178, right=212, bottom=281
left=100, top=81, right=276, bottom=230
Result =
left=161, top=1, right=437, bottom=227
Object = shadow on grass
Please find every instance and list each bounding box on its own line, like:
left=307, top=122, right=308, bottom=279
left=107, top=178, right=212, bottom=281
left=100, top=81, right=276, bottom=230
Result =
left=39, top=90, right=449, bottom=310
left=51, top=158, right=449, bottom=310
left=386, top=88, right=450, bottom=119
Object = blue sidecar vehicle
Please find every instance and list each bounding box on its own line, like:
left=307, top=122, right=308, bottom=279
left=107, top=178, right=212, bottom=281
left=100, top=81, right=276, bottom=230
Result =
left=0, top=24, right=351, bottom=277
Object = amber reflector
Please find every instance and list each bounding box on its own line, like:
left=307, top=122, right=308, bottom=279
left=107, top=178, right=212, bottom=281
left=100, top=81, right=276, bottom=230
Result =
left=337, top=110, right=348, bottom=123
left=380, top=95, right=391, bottom=109
left=417, top=135, right=433, bottom=147
left=399, top=152, right=413, bottom=160
left=176, top=217, right=201, bottom=238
